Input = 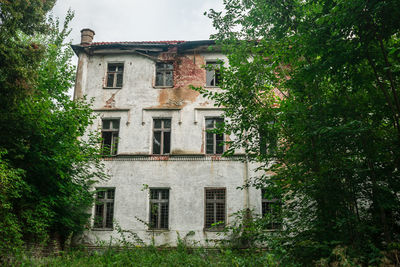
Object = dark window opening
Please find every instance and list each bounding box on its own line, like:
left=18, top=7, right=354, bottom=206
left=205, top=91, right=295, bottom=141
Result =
left=205, top=188, right=226, bottom=229
left=205, top=118, right=224, bottom=154
left=262, top=189, right=282, bottom=230
left=106, top=63, right=124, bottom=88
left=94, top=188, right=115, bottom=229
left=153, top=119, right=171, bottom=154
left=149, top=189, right=169, bottom=229
left=155, top=62, right=173, bottom=87
left=101, top=119, right=119, bottom=155
left=206, top=62, right=221, bottom=87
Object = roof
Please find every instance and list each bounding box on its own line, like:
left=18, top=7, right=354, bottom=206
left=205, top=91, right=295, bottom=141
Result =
left=71, top=40, right=216, bottom=55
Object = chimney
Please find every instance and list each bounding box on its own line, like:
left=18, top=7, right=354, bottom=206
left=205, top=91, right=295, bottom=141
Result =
left=80, top=28, right=95, bottom=45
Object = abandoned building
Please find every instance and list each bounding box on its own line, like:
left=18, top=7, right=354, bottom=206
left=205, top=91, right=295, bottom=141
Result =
left=71, top=29, right=276, bottom=246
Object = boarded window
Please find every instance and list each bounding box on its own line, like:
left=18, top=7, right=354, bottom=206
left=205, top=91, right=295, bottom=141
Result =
left=155, top=62, right=173, bottom=87
left=106, top=63, right=123, bottom=88
left=262, top=189, right=282, bottom=230
left=206, top=62, right=221, bottom=87
left=149, top=189, right=169, bottom=229
left=205, top=118, right=224, bottom=154
left=94, top=188, right=115, bottom=229
left=102, top=119, right=119, bottom=155
left=153, top=119, right=171, bottom=154
left=205, top=188, right=226, bottom=229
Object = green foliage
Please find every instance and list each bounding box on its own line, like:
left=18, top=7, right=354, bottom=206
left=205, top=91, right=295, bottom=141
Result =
left=0, top=2, right=107, bottom=259
left=203, top=0, right=400, bottom=265
left=15, top=248, right=281, bottom=267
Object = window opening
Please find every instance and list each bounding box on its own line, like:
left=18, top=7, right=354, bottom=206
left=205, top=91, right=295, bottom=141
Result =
left=153, top=119, right=171, bottom=154
left=102, top=119, right=119, bottom=155
left=149, top=189, right=169, bottom=229
left=261, top=189, right=282, bottom=230
left=155, top=62, right=173, bottom=87
left=94, top=188, right=115, bottom=229
left=206, top=62, right=221, bottom=87
left=205, top=188, right=226, bottom=229
left=205, top=118, right=224, bottom=154
left=106, top=63, right=124, bottom=88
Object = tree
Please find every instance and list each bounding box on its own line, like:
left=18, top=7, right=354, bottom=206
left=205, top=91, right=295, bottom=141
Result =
left=0, top=2, right=106, bottom=256
left=204, top=0, right=400, bottom=264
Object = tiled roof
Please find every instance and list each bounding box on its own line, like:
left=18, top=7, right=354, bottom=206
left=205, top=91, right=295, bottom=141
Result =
left=90, top=40, right=186, bottom=46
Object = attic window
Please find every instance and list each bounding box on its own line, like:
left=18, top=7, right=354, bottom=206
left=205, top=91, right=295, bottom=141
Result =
left=155, top=62, right=173, bottom=87
left=106, top=63, right=123, bottom=88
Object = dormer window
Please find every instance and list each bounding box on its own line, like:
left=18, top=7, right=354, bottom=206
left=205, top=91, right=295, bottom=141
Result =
left=106, top=63, right=123, bottom=88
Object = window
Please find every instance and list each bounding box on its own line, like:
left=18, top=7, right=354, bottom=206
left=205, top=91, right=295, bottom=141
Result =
left=102, top=119, right=119, bottom=155
left=155, top=62, right=173, bottom=87
left=205, top=118, right=224, bottom=154
left=149, top=189, right=169, bottom=229
left=205, top=188, right=226, bottom=229
left=261, top=189, right=282, bottom=230
left=206, top=62, right=221, bottom=87
left=152, top=119, right=171, bottom=154
left=94, top=188, right=115, bottom=229
left=106, top=63, right=123, bottom=88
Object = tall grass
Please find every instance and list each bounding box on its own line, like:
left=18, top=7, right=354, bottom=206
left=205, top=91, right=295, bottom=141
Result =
left=16, top=247, right=280, bottom=267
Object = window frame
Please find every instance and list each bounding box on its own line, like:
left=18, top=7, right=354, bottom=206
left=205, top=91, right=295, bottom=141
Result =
left=205, top=61, right=221, bottom=87
left=101, top=118, right=120, bottom=156
left=149, top=188, right=170, bottom=230
left=155, top=62, right=174, bottom=87
left=261, top=189, right=282, bottom=230
left=205, top=117, right=225, bottom=155
left=152, top=118, right=171, bottom=155
left=204, top=187, right=226, bottom=231
left=104, top=63, right=124, bottom=89
left=93, top=187, right=115, bottom=230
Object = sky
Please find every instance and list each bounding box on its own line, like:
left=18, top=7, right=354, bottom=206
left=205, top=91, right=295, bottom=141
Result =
left=52, top=0, right=224, bottom=45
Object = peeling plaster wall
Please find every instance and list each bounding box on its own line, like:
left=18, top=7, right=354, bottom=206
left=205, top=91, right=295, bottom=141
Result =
left=79, top=48, right=263, bottom=246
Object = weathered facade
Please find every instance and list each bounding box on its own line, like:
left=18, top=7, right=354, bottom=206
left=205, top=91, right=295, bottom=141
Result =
left=72, top=29, right=265, bottom=246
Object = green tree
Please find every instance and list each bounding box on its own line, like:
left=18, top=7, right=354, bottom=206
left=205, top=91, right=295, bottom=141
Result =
left=204, top=0, right=400, bottom=264
left=0, top=2, right=106, bottom=257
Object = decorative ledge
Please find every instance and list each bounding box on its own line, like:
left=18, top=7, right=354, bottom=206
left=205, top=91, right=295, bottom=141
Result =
left=93, top=108, right=130, bottom=112
left=102, top=154, right=245, bottom=161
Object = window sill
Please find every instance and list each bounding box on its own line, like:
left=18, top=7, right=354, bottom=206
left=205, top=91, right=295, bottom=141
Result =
left=103, top=87, right=122, bottom=89
left=204, top=85, right=220, bottom=89
left=153, top=86, right=173, bottom=89
left=203, top=228, right=224, bottom=232
left=92, top=228, right=114, bottom=231
left=146, top=229, right=170, bottom=232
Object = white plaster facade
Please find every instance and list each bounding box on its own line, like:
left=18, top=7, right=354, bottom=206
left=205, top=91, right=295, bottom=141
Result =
left=72, top=29, right=263, bottom=246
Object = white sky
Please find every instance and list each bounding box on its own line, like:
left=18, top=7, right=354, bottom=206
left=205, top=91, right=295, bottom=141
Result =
left=52, top=0, right=223, bottom=44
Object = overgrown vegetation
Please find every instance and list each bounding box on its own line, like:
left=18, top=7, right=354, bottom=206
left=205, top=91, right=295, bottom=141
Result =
left=201, top=0, right=400, bottom=265
left=12, top=247, right=279, bottom=267
left=0, top=1, right=106, bottom=260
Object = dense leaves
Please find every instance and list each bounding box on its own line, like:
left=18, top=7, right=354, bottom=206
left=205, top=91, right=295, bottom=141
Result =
left=204, top=0, right=400, bottom=264
left=0, top=1, right=106, bottom=257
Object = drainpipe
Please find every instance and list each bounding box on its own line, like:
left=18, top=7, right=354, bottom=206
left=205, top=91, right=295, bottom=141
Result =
left=244, top=131, right=250, bottom=211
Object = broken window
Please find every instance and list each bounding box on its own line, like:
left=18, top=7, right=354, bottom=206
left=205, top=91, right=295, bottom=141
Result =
left=205, top=188, right=226, bottom=229
left=152, top=119, right=171, bottom=154
left=206, top=62, right=221, bottom=87
left=155, top=62, right=173, bottom=87
left=205, top=118, right=224, bottom=154
left=102, top=119, right=119, bottom=155
left=262, top=189, right=282, bottom=230
left=106, top=63, right=124, bottom=88
left=149, top=189, right=169, bottom=229
left=94, top=188, right=115, bottom=229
